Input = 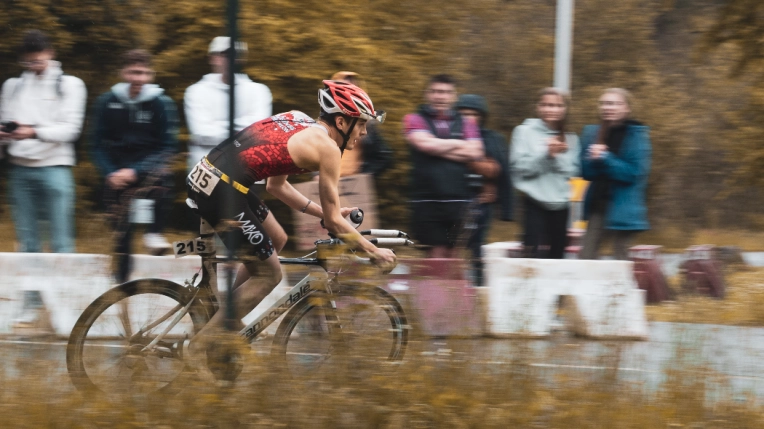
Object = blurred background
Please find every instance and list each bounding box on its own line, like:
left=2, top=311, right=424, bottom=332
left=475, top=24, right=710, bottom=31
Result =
left=0, top=0, right=762, bottom=248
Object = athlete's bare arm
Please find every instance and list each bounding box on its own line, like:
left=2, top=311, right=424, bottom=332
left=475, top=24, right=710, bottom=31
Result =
left=273, top=128, right=391, bottom=259
left=406, top=131, right=484, bottom=162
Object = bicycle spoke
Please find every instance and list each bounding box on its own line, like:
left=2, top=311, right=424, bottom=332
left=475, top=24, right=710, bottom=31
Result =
left=276, top=285, right=407, bottom=378
left=68, top=280, right=208, bottom=398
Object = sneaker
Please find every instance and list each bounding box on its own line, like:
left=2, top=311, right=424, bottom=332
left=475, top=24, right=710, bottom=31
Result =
left=143, top=233, right=171, bottom=255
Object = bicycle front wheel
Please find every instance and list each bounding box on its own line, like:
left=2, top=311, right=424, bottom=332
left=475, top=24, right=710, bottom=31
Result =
left=66, top=279, right=212, bottom=399
left=271, top=284, right=408, bottom=378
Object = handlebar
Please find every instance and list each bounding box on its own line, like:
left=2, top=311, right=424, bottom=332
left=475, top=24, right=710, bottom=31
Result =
left=320, top=208, right=364, bottom=230
left=315, top=208, right=414, bottom=247
left=360, top=229, right=410, bottom=239
left=314, top=236, right=414, bottom=247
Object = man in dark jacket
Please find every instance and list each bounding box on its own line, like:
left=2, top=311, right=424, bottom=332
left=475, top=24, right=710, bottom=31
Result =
left=90, top=49, right=179, bottom=279
left=456, top=94, right=512, bottom=285
left=403, top=75, right=485, bottom=259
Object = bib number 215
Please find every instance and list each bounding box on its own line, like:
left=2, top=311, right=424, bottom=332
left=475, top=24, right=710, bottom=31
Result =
left=188, top=163, right=220, bottom=196
left=173, top=238, right=207, bottom=258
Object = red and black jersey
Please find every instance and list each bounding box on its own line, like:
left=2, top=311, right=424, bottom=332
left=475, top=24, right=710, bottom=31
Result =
left=205, top=111, right=321, bottom=187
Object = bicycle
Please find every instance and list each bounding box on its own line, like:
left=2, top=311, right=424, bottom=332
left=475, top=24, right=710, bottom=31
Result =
left=66, top=207, right=413, bottom=398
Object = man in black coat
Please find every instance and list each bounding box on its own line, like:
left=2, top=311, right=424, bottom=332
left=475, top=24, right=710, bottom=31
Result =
left=456, top=94, right=513, bottom=285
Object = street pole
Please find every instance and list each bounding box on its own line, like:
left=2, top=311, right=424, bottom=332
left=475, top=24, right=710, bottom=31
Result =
left=225, top=0, right=238, bottom=330
left=554, top=0, right=574, bottom=92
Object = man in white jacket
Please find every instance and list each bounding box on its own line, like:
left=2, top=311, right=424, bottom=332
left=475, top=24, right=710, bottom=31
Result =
left=184, top=36, right=272, bottom=172
left=0, top=30, right=87, bottom=253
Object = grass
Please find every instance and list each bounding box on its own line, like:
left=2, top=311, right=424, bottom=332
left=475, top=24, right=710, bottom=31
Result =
left=2, top=329, right=763, bottom=428
left=647, top=266, right=764, bottom=326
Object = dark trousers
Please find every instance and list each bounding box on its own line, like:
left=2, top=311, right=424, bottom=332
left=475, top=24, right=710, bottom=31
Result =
left=580, top=205, right=637, bottom=260
left=105, top=178, right=171, bottom=283
left=523, top=196, right=569, bottom=259
left=467, top=203, right=492, bottom=286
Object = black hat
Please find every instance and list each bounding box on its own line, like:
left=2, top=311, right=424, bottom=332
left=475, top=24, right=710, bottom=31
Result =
left=455, top=94, right=488, bottom=116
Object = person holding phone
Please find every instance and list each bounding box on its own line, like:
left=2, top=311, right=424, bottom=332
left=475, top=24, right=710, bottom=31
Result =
left=510, top=88, right=580, bottom=259
left=0, top=30, right=87, bottom=253
left=579, top=88, right=651, bottom=260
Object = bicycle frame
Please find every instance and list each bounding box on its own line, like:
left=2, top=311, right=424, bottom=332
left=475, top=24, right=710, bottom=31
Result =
left=140, top=218, right=411, bottom=355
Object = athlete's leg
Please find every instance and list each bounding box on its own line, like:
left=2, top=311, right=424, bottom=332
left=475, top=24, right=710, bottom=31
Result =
left=194, top=206, right=285, bottom=338
left=231, top=205, right=288, bottom=289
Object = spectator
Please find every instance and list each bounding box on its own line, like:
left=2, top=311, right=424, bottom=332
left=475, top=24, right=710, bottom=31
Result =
left=330, top=71, right=393, bottom=178
left=404, top=74, right=484, bottom=259
left=455, top=94, right=512, bottom=284
left=0, top=30, right=87, bottom=253
left=510, top=88, right=580, bottom=259
left=184, top=36, right=272, bottom=172
left=90, top=49, right=179, bottom=279
left=579, top=88, right=651, bottom=260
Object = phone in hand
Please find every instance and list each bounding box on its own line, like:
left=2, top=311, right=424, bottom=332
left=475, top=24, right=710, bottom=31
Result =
left=1, top=121, right=18, bottom=133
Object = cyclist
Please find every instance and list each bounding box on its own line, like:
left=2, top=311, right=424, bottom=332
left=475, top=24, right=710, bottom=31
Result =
left=185, top=80, right=396, bottom=358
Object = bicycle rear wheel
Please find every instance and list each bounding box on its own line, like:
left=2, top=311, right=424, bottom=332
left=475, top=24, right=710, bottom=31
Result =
left=66, top=279, right=212, bottom=399
left=271, top=283, right=408, bottom=378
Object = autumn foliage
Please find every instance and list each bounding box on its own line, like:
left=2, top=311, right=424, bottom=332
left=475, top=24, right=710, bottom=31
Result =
left=0, top=0, right=761, bottom=235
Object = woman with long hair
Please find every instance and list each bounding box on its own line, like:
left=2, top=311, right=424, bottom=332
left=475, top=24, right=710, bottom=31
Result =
left=579, top=88, right=652, bottom=260
left=510, top=88, right=580, bottom=258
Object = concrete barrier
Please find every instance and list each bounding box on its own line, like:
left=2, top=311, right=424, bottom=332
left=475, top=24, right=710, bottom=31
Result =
left=482, top=255, right=648, bottom=339
left=0, top=250, right=648, bottom=340
left=0, top=253, right=290, bottom=337
left=384, top=259, right=483, bottom=337
left=0, top=253, right=112, bottom=336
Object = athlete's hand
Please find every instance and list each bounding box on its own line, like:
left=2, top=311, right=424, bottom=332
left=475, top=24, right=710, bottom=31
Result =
left=370, top=247, right=397, bottom=272
left=340, top=207, right=358, bottom=218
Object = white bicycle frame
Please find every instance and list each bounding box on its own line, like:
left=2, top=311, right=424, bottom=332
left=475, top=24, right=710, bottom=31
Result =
left=142, top=218, right=411, bottom=354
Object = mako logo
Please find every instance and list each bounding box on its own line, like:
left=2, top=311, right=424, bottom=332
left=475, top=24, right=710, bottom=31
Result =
left=234, top=212, right=264, bottom=245
left=244, top=283, right=312, bottom=339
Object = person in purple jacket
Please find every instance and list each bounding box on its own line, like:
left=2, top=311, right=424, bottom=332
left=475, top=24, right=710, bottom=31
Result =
left=403, top=74, right=484, bottom=259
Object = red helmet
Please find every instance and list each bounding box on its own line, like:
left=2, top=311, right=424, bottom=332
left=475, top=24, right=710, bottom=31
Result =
left=318, top=80, right=386, bottom=123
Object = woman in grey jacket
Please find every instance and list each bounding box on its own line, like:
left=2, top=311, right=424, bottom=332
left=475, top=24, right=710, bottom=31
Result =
left=510, top=88, right=580, bottom=258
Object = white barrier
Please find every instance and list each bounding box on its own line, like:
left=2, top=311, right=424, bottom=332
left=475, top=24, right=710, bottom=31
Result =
left=0, top=248, right=648, bottom=339
left=0, top=253, right=112, bottom=336
left=483, top=243, right=648, bottom=339
left=0, top=253, right=289, bottom=337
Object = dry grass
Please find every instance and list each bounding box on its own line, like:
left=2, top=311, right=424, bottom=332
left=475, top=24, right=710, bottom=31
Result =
left=647, top=266, right=764, bottom=326
left=2, top=332, right=763, bottom=428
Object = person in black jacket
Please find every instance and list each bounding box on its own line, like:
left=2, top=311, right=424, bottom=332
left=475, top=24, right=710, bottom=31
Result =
left=403, top=75, right=485, bottom=259
left=456, top=94, right=512, bottom=285
left=90, top=49, right=179, bottom=280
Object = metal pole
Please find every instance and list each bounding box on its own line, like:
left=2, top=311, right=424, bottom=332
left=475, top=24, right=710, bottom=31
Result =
left=553, top=0, right=574, bottom=92
left=225, top=0, right=238, bottom=330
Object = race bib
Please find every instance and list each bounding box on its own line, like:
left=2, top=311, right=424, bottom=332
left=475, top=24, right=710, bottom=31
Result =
left=188, top=161, right=221, bottom=196
left=172, top=238, right=210, bottom=258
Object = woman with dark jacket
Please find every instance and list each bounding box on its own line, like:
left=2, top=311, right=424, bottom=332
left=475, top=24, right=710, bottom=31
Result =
left=579, top=88, right=651, bottom=260
left=455, top=94, right=512, bottom=285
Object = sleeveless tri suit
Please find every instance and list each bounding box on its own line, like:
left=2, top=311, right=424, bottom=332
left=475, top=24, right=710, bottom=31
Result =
left=187, top=111, right=322, bottom=260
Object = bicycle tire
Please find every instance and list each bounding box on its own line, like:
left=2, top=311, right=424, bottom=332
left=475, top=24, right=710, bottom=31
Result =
left=271, top=283, right=408, bottom=378
left=66, top=279, right=212, bottom=398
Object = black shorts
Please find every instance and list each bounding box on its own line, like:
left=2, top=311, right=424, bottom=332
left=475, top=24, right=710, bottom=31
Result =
left=188, top=182, right=274, bottom=261
left=410, top=201, right=467, bottom=247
